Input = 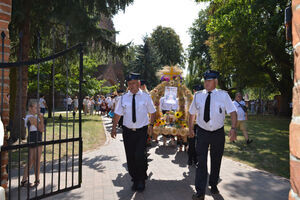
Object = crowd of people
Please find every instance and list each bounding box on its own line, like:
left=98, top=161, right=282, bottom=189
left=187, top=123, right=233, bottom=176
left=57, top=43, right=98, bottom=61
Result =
left=248, top=98, right=279, bottom=115
left=60, top=94, right=126, bottom=116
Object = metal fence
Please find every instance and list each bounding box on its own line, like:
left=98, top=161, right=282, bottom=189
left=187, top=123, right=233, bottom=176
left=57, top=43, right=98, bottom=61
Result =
left=0, top=29, right=83, bottom=199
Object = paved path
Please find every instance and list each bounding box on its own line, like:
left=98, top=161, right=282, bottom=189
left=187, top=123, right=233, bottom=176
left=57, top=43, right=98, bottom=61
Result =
left=7, top=115, right=287, bottom=200
left=42, top=115, right=289, bottom=200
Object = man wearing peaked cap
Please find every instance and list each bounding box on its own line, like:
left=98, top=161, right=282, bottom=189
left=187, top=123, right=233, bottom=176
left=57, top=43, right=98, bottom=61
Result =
left=203, top=70, right=220, bottom=80
left=111, top=72, right=156, bottom=192
left=188, top=70, right=237, bottom=200
left=126, top=72, right=141, bottom=81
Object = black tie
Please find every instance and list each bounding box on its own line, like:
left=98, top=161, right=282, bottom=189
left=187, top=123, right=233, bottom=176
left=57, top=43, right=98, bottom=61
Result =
left=204, top=92, right=211, bottom=123
left=132, top=94, right=136, bottom=123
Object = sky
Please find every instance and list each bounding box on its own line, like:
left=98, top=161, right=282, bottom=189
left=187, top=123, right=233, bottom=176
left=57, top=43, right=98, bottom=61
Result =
left=113, top=0, right=209, bottom=75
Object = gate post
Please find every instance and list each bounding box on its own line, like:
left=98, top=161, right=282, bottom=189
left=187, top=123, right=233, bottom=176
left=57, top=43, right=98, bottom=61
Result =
left=0, top=0, right=12, bottom=190
left=290, top=1, right=300, bottom=199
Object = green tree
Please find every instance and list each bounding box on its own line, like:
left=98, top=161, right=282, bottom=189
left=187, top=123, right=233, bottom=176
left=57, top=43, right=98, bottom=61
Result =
left=187, top=9, right=211, bottom=89
left=8, top=0, right=134, bottom=140
left=193, top=0, right=292, bottom=115
left=125, top=37, right=161, bottom=90
left=150, top=26, right=184, bottom=67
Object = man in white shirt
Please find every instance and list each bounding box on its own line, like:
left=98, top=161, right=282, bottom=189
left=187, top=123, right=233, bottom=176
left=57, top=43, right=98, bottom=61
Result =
left=233, top=92, right=253, bottom=144
left=188, top=70, right=237, bottom=200
left=111, top=73, right=156, bottom=192
left=67, top=96, right=73, bottom=111
left=39, top=95, right=47, bottom=115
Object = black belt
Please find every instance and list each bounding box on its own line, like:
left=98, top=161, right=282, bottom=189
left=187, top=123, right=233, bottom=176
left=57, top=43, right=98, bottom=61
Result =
left=196, top=126, right=224, bottom=133
left=123, top=125, right=147, bottom=132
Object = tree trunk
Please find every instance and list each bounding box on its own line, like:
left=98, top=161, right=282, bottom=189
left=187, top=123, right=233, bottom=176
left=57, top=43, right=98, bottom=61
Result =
left=10, top=1, right=31, bottom=140
left=278, top=66, right=293, bottom=116
left=278, top=82, right=293, bottom=116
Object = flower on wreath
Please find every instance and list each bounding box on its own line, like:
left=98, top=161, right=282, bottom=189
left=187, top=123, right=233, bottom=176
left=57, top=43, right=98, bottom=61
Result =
left=155, top=119, right=162, bottom=126
left=161, top=75, right=170, bottom=82
left=175, top=111, right=183, bottom=119
left=160, top=119, right=166, bottom=125
left=181, top=122, right=188, bottom=128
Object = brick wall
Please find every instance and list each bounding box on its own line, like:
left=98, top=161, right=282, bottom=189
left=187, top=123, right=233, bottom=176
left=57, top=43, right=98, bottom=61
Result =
left=290, top=1, right=300, bottom=199
left=0, top=0, right=11, bottom=189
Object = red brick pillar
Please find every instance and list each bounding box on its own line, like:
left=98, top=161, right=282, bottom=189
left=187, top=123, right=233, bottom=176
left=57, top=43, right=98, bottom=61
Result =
left=0, top=0, right=11, bottom=189
left=290, top=1, right=300, bottom=199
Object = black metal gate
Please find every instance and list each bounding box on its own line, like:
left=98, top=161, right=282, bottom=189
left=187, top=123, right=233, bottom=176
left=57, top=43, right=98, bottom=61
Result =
left=0, top=31, right=83, bottom=199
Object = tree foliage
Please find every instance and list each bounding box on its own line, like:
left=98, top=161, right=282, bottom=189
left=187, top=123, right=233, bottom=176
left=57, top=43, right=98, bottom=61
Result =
left=150, top=26, right=184, bottom=67
left=124, top=37, right=161, bottom=90
left=123, top=26, right=184, bottom=90
left=186, top=9, right=211, bottom=89
left=189, top=0, right=292, bottom=114
left=27, top=55, right=116, bottom=100
left=8, top=0, right=134, bottom=139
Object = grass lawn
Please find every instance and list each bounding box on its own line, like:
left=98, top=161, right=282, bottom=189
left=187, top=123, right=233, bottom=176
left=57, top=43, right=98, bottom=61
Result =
left=10, top=113, right=106, bottom=167
left=224, top=114, right=290, bottom=178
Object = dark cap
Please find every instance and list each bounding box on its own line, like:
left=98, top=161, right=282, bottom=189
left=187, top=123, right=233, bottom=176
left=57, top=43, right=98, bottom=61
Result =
left=126, top=72, right=140, bottom=81
left=193, top=84, right=204, bottom=91
left=203, top=70, right=219, bottom=80
left=117, top=89, right=124, bottom=93
left=140, top=80, right=147, bottom=86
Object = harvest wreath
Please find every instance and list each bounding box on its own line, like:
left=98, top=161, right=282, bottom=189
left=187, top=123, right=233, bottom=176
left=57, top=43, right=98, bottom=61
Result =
left=149, top=66, right=193, bottom=138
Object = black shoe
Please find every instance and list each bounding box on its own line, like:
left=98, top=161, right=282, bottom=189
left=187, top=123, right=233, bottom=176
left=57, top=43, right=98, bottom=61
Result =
left=136, top=180, right=145, bottom=192
left=192, top=193, right=205, bottom=200
left=247, top=139, right=253, bottom=145
left=131, top=182, right=137, bottom=191
left=188, top=159, right=193, bottom=166
left=210, top=185, right=219, bottom=194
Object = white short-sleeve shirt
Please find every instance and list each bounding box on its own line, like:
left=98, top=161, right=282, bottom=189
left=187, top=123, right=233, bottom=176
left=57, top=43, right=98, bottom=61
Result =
left=233, top=100, right=246, bottom=121
left=67, top=97, right=72, bottom=105
left=189, top=89, right=236, bottom=131
left=114, top=89, right=156, bottom=129
left=39, top=98, right=46, bottom=108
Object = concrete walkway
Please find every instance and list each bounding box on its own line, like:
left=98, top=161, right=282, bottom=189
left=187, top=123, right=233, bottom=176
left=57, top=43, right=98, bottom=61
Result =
left=41, top=115, right=290, bottom=200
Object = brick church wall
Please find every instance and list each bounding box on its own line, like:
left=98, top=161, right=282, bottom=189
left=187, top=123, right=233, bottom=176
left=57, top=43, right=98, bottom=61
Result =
left=290, top=1, right=300, bottom=199
left=0, top=0, right=11, bottom=189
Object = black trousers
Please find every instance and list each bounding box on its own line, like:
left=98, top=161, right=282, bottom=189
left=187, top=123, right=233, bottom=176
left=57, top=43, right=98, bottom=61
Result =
left=187, top=125, right=198, bottom=162
left=195, top=126, right=225, bottom=195
left=188, top=128, right=197, bottom=163
left=122, top=126, right=148, bottom=182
